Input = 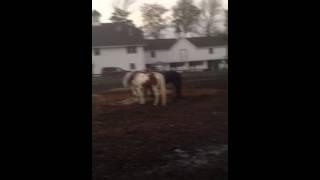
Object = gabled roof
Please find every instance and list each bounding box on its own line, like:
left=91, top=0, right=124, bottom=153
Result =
left=143, top=36, right=228, bottom=50
left=92, top=22, right=144, bottom=47
left=144, top=39, right=177, bottom=50
left=187, top=36, right=228, bottom=47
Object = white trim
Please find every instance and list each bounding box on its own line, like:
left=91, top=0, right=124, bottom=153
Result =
left=148, top=58, right=224, bottom=65
left=144, top=45, right=227, bottom=51
left=92, top=44, right=145, bottom=49
left=195, top=45, right=227, bottom=49
left=145, top=48, right=171, bottom=52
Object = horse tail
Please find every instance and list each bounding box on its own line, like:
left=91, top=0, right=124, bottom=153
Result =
left=158, top=73, right=167, bottom=106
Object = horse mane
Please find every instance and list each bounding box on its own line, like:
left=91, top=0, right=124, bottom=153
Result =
left=123, top=72, right=133, bottom=88
left=127, top=72, right=137, bottom=86
left=123, top=71, right=143, bottom=88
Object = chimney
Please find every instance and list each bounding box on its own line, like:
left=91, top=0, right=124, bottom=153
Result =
left=92, top=10, right=101, bottom=26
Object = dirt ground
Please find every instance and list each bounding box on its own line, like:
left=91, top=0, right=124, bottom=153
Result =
left=92, top=75, right=228, bottom=180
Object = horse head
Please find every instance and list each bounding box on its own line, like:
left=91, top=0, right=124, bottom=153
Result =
left=122, top=71, right=134, bottom=88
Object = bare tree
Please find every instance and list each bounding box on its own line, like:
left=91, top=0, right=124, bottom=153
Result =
left=112, top=0, right=136, bottom=11
left=197, top=0, right=222, bottom=36
left=110, top=8, right=131, bottom=23
left=172, top=0, right=201, bottom=36
left=141, top=3, right=168, bottom=39
left=110, top=0, right=136, bottom=24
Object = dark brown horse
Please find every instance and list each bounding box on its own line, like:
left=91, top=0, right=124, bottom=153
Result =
left=162, top=71, right=182, bottom=99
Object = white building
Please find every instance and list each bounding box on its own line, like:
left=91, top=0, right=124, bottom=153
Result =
left=144, top=36, right=228, bottom=71
left=92, top=10, right=228, bottom=75
left=92, top=10, right=146, bottom=74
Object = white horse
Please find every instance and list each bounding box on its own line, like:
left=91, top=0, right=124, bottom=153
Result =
left=123, top=71, right=167, bottom=106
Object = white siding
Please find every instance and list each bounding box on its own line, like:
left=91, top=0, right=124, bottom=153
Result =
left=91, top=38, right=227, bottom=74
left=144, top=49, right=173, bottom=64
left=92, top=46, right=145, bottom=74
left=145, top=38, right=227, bottom=71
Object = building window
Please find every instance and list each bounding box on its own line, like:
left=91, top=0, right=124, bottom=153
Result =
left=116, top=25, right=122, bottom=31
left=130, top=63, right=136, bottom=70
left=170, top=62, right=184, bottom=68
left=209, top=48, right=214, bottom=54
left=127, top=46, right=137, bottom=54
left=189, top=61, right=204, bottom=67
left=151, top=51, right=156, bottom=58
left=128, top=28, right=133, bottom=36
left=93, top=48, right=100, bottom=56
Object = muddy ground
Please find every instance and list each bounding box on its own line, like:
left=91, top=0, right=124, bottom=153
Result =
left=92, top=73, right=228, bottom=180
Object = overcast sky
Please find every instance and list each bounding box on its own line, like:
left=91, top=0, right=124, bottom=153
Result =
left=92, top=0, right=228, bottom=26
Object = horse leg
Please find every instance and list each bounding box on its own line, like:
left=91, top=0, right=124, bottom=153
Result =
left=152, top=85, right=160, bottom=106
left=129, top=86, right=138, bottom=102
left=131, top=87, right=137, bottom=96
left=158, top=75, right=167, bottom=106
left=175, top=74, right=182, bottom=99
left=145, top=88, right=151, bottom=98
left=137, top=87, right=146, bottom=104
left=174, top=80, right=182, bottom=99
left=140, top=89, right=146, bottom=104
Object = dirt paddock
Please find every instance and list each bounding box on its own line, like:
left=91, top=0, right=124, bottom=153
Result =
left=93, top=73, right=228, bottom=180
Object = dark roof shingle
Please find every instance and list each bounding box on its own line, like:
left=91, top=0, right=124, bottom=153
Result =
left=187, top=36, right=228, bottom=47
left=92, top=22, right=144, bottom=47
left=143, top=36, right=227, bottom=50
left=144, top=39, right=177, bottom=50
